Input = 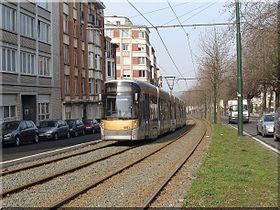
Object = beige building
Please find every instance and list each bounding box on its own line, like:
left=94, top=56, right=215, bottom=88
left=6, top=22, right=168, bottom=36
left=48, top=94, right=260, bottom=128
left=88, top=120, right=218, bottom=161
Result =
left=0, top=1, right=61, bottom=124
left=104, top=16, right=160, bottom=85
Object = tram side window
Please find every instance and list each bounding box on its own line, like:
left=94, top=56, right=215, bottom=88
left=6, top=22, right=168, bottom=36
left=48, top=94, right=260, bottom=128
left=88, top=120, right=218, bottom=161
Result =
left=150, top=96, right=158, bottom=121
left=143, top=94, right=150, bottom=120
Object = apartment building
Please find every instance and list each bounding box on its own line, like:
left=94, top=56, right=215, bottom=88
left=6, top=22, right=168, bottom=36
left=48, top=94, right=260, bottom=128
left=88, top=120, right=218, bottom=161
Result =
left=0, top=1, right=61, bottom=124
left=104, top=16, right=160, bottom=85
left=60, top=1, right=105, bottom=120
left=105, top=36, right=117, bottom=81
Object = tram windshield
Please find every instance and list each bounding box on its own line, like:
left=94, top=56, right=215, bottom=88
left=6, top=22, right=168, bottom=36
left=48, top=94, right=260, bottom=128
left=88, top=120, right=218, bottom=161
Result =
left=103, top=93, right=138, bottom=120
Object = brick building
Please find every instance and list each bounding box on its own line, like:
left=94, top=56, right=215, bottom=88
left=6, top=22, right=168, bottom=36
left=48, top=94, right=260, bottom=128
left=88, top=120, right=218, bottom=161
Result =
left=59, top=1, right=105, bottom=120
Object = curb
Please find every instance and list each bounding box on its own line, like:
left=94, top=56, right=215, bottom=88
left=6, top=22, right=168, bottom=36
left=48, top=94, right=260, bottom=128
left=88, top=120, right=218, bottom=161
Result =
left=0, top=139, right=102, bottom=168
left=228, top=124, right=280, bottom=155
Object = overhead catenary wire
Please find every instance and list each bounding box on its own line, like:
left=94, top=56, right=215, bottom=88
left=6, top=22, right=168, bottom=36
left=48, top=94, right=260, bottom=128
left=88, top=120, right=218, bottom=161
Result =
left=162, top=1, right=219, bottom=26
left=167, top=1, right=197, bottom=79
left=126, top=0, right=189, bottom=89
left=129, top=2, right=190, bottom=19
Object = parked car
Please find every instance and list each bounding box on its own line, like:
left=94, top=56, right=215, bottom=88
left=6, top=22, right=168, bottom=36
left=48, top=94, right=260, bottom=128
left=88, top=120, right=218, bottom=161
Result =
left=256, top=113, right=275, bottom=137
left=274, top=107, right=280, bottom=141
left=83, top=119, right=101, bottom=134
left=1, top=120, right=39, bottom=146
left=65, top=119, right=85, bottom=137
left=38, top=120, right=70, bottom=140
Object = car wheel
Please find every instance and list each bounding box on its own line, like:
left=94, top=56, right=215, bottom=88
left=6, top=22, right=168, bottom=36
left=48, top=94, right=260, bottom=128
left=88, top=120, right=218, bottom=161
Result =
left=274, top=133, right=279, bottom=141
left=15, top=136, right=21, bottom=146
left=74, top=131, right=78, bottom=137
left=54, top=133, right=59, bottom=141
left=262, top=129, right=266, bottom=137
left=66, top=132, right=70, bottom=139
left=34, top=134, right=39, bottom=144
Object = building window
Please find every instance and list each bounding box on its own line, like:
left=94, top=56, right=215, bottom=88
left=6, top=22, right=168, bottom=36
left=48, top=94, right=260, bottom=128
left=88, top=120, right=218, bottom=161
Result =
left=88, top=52, right=94, bottom=68
left=95, top=54, right=100, bottom=70
left=64, top=45, right=69, bottom=64
left=38, top=21, right=50, bottom=43
left=105, top=29, right=112, bottom=37
left=38, top=103, right=50, bottom=121
left=0, top=47, right=16, bottom=72
left=139, top=31, right=145, bottom=38
left=122, top=29, right=129, bottom=38
left=89, top=78, right=93, bottom=94
left=0, top=105, right=16, bottom=120
left=112, top=62, right=115, bottom=78
left=107, top=61, right=111, bottom=77
left=65, top=75, right=70, bottom=95
left=116, top=21, right=120, bottom=25
left=123, top=69, right=130, bottom=78
left=20, top=51, right=35, bottom=75
left=37, top=1, right=48, bottom=9
left=139, top=70, right=146, bottom=77
left=39, top=56, right=50, bottom=76
left=74, top=77, right=78, bottom=95
left=20, top=13, right=35, bottom=38
left=94, top=30, right=100, bottom=46
left=138, top=44, right=145, bottom=51
left=88, top=30, right=93, bottom=42
left=74, top=48, right=77, bottom=66
left=122, top=44, right=129, bottom=51
left=0, top=5, right=16, bottom=32
left=138, top=57, right=145, bottom=64
left=82, top=78, right=85, bottom=95
left=63, top=14, right=68, bottom=33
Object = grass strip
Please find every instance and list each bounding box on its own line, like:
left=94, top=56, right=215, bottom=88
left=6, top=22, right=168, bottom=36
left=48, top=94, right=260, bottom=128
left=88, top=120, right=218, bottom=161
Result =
left=184, top=123, right=279, bottom=207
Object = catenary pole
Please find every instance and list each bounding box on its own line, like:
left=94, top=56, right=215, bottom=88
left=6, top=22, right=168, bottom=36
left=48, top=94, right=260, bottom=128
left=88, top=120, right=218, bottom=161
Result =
left=236, top=0, right=243, bottom=136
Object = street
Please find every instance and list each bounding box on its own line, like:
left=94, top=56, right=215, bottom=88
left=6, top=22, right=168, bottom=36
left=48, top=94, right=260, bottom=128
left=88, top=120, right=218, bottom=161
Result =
left=222, top=117, right=279, bottom=151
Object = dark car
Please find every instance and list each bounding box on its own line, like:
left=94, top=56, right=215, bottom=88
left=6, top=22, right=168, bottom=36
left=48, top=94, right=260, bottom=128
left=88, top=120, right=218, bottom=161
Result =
left=38, top=120, right=70, bottom=140
left=1, top=120, right=39, bottom=146
left=65, top=119, right=85, bottom=137
left=83, top=119, right=101, bottom=134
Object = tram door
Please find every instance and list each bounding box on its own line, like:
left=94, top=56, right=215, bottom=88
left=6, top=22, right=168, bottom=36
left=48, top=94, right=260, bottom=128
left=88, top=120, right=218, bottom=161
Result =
left=143, top=94, right=149, bottom=138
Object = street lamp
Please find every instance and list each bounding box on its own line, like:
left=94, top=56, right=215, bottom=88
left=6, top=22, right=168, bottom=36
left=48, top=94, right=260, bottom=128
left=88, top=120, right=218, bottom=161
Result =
left=164, top=76, right=176, bottom=94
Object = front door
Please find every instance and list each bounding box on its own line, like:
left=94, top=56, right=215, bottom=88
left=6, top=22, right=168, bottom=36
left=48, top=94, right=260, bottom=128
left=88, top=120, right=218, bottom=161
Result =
left=22, top=95, right=36, bottom=123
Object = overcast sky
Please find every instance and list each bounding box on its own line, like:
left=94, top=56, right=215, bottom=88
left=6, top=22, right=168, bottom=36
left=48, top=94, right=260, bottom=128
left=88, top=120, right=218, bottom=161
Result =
left=102, top=0, right=231, bottom=93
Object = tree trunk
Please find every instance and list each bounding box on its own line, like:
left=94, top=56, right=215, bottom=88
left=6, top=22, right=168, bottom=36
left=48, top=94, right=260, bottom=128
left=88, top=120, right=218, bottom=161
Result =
left=268, top=89, right=273, bottom=112
left=276, top=1, right=280, bottom=109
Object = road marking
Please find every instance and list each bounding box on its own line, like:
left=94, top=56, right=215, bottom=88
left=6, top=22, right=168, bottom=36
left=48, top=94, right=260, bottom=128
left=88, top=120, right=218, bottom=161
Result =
left=1, top=139, right=102, bottom=167
left=228, top=125, right=280, bottom=155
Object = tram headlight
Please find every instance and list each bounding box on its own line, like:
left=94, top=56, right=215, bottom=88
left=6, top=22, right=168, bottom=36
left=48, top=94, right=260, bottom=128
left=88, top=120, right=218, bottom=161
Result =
left=132, top=120, right=139, bottom=129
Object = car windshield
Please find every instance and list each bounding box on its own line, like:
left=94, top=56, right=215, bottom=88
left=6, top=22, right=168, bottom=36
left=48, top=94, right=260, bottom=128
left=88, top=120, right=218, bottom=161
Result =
left=103, top=93, right=138, bottom=120
left=39, top=121, right=57, bottom=127
left=263, top=115, right=274, bottom=122
left=66, top=120, right=75, bottom=126
left=1, top=121, right=19, bottom=131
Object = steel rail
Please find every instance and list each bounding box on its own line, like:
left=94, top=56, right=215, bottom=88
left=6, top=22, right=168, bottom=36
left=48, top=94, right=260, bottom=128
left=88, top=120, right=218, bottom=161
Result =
left=141, top=119, right=209, bottom=208
left=1, top=143, right=142, bottom=198
left=2, top=141, right=118, bottom=175
left=47, top=124, right=195, bottom=209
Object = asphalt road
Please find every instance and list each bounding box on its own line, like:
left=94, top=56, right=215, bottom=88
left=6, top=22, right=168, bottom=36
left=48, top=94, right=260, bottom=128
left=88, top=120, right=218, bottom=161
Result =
left=1, top=133, right=101, bottom=162
left=222, top=117, right=279, bottom=151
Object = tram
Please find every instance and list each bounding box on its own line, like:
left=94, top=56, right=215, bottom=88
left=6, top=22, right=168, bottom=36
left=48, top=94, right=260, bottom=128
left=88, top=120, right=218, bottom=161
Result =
left=100, top=80, right=186, bottom=141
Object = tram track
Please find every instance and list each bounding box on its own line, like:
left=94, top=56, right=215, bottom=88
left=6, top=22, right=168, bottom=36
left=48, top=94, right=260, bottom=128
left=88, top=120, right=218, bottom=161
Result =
left=2, top=122, right=194, bottom=208
left=51, top=119, right=206, bottom=208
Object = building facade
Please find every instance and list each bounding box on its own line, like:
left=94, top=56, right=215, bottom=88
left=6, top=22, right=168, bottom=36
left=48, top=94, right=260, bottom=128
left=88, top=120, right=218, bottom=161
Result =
left=59, top=1, right=105, bottom=120
left=104, top=16, right=160, bottom=85
left=0, top=1, right=61, bottom=124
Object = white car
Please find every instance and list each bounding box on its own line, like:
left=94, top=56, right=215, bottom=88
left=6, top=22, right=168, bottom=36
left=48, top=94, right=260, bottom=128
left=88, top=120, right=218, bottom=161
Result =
left=256, top=113, right=275, bottom=137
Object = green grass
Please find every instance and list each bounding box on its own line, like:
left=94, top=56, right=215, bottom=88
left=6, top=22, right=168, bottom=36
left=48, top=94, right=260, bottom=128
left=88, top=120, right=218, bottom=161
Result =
left=184, top=124, right=279, bottom=207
